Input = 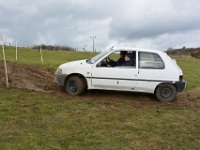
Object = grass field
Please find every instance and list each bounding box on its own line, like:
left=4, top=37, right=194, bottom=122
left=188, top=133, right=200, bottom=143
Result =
left=0, top=46, right=96, bottom=69
left=0, top=47, right=200, bottom=149
left=173, top=56, right=200, bottom=91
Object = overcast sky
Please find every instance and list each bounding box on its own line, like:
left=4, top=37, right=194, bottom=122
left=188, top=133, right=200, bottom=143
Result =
left=0, top=0, right=200, bottom=51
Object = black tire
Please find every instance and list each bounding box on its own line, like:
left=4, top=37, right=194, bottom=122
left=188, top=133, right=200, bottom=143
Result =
left=155, top=84, right=177, bottom=102
left=65, top=76, right=86, bottom=96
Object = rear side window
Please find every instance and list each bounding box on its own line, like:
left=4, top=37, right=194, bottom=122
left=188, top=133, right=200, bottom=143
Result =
left=139, top=52, right=165, bottom=69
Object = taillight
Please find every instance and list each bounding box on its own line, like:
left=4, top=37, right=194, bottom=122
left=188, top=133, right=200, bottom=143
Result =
left=179, top=75, right=183, bottom=81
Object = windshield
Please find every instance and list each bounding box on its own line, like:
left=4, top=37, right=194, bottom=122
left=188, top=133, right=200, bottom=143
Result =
left=87, top=48, right=113, bottom=64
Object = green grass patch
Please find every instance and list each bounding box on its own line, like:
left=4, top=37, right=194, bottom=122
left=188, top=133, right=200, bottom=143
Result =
left=174, top=56, right=200, bottom=91
left=0, top=87, right=199, bottom=149
left=0, top=46, right=96, bottom=69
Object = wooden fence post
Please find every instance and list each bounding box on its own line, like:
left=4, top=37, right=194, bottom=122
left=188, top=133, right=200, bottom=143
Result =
left=0, top=34, right=9, bottom=88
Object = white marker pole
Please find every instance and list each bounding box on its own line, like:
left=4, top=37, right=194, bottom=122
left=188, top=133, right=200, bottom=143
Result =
left=38, top=36, right=43, bottom=64
left=40, top=44, right=43, bottom=64
left=16, top=41, right=18, bottom=61
left=1, top=34, right=9, bottom=88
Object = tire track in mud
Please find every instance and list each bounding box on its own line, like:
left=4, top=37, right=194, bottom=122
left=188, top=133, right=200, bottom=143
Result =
left=0, top=62, right=199, bottom=107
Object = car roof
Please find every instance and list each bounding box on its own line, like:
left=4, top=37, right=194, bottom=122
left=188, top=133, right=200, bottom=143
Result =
left=112, top=47, right=165, bottom=54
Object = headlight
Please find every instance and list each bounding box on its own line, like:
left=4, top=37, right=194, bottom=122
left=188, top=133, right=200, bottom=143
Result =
left=56, top=68, right=62, bottom=75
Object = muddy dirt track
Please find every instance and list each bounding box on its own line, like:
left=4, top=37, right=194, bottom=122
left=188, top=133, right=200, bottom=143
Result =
left=0, top=62, right=200, bottom=107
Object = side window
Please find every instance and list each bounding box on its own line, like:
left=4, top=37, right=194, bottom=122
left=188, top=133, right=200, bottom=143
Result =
left=96, top=51, right=120, bottom=67
left=139, top=52, right=165, bottom=69
left=120, top=51, right=136, bottom=67
left=97, top=50, right=136, bottom=68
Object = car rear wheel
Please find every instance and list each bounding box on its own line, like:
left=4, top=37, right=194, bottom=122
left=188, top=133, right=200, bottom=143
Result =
left=65, top=76, right=86, bottom=96
left=155, top=84, right=177, bottom=102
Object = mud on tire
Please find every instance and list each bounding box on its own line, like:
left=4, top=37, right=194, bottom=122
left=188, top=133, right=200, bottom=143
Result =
left=65, top=76, right=86, bottom=96
left=155, top=84, right=177, bottom=102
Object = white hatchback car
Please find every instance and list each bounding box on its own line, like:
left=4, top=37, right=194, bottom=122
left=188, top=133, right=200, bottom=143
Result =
left=55, top=47, right=186, bottom=102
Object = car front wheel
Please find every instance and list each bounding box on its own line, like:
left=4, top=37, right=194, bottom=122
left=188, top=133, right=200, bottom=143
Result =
left=65, top=76, right=86, bottom=96
left=155, top=84, right=177, bottom=102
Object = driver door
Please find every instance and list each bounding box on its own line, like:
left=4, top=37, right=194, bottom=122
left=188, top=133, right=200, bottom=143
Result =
left=91, top=51, right=138, bottom=91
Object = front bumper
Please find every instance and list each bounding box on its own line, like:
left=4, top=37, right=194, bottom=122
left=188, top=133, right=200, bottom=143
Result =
left=175, top=80, right=186, bottom=92
left=55, top=74, right=68, bottom=87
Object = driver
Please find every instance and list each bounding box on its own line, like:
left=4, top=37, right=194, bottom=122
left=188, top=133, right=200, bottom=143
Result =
left=107, top=51, right=127, bottom=67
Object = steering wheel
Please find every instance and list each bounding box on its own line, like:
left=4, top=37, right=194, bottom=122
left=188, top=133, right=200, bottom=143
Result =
left=105, top=57, right=113, bottom=67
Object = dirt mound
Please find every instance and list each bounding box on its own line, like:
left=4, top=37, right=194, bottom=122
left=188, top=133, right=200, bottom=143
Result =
left=0, top=61, right=199, bottom=107
left=0, top=61, right=57, bottom=93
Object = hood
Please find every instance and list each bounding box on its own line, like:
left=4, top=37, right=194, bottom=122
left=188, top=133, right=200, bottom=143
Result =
left=59, top=59, right=88, bottom=69
left=55, top=59, right=91, bottom=75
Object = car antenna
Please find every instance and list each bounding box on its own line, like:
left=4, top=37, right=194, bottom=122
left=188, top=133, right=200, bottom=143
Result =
left=109, top=30, right=141, bottom=49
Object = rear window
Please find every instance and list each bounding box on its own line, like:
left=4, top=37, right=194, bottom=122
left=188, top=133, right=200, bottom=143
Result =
left=139, top=52, right=165, bottom=69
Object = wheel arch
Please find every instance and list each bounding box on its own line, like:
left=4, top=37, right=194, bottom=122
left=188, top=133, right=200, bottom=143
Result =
left=154, top=82, right=177, bottom=94
left=65, top=73, right=88, bottom=89
left=154, top=83, right=177, bottom=102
